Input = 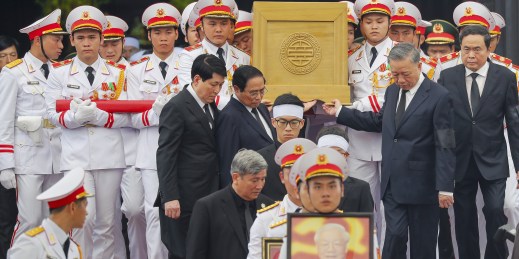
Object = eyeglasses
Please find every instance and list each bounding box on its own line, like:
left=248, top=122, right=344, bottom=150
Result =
left=0, top=52, right=17, bottom=59
left=275, top=119, right=302, bottom=129
left=246, top=87, right=268, bottom=98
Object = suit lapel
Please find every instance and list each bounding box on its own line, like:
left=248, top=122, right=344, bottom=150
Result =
left=232, top=99, right=271, bottom=142
left=386, top=86, right=398, bottom=132
left=397, top=78, right=430, bottom=129
left=221, top=187, right=248, bottom=251
left=258, top=105, right=275, bottom=140
left=475, top=62, right=497, bottom=117
left=183, top=90, right=215, bottom=141
left=455, top=65, right=473, bottom=117
left=42, top=221, right=66, bottom=259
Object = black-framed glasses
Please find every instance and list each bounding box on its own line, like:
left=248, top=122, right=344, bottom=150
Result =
left=246, top=87, right=268, bottom=98
left=275, top=119, right=302, bottom=129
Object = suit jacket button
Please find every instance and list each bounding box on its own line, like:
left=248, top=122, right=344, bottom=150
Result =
left=394, top=139, right=397, bottom=142
left=472, top=121, right=476, bottom=125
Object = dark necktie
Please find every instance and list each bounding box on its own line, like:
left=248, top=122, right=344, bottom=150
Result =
left=395, top=89, right=409, bottom=126
left=85, top=66, right=94, bottom=86
left=470, top=73, right=480, bottom=116
left=203, top=104, right=214, bottom=128
left=369, top=47, right=378, bottom=67
left=217, top=48, right=225, bottom=65
left=41, top=64, right=49, bottom=79
left=251, top=108, right=269, bottom=136
left=63, top=238, right=70, bottom=258
left=244, top=202, right=253, bottom=242
left=159, top=61, right=168, bottom=79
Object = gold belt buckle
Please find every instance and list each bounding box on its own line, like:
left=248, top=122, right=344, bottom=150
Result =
left=84, top=124, right=96, bottom=128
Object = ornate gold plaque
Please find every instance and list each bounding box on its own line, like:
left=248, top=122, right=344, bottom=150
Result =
left=280, top=32, right=322, bottom=75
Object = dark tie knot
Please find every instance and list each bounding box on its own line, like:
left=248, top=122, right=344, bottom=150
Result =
left=470, top=72, right=479, bottom=80
left=159, top=61, right=168, bottom=70
left=85, top=66, right=94, bottom=73
left=41, top=64, right=50, bottom=79
left=217, top=48, right=224, bottom=55
left=371, top=47, right=377, bottom=56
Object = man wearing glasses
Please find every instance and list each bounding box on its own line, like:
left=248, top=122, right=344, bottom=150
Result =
left=216, top=65, right=275, bottom=188
left=257, top=93, right=305, bottom=200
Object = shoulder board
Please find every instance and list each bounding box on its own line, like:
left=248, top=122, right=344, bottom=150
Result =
left=232, top=46, right=250, bottom=56
left=491, top=53, right=512, bottom=66
left=269, top=219, right=287, bottom=229
left=439, top=52, right=459, bottom=63
left=348, top=45, right=362, bottom=57
left=106, top=60, right=126, bottom=70
left=336, top=209, right=344, bottom=213
left=257, top=201, right=280, bottom=214
left=25, top=226, right=45, bottom=237
left=5, top=59, right=23, bottom=69
left=52, top=59, right=72, bottom=68
left=420, top=57, right=437, bottom=68
left=185, top=43, right=202, bottom=52
left=512, top=64, right=519, bottom=71
left=130, top=56, right=149, bottom=67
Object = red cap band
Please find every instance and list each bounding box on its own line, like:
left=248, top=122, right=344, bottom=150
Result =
left=48, top=186, right=87, bottom=209
left=459, top=15, right=490, bottom=28
left=72, top=19, right=103, bottom=32
left=200, top=5, right=234, bottom=19
left=361, top=3, right=391, bottom=16
left=28, top=23, right=63, bottom=40
left=103, top=28, right=125, bottom=38
left=148, top=16, right=178, bottom=28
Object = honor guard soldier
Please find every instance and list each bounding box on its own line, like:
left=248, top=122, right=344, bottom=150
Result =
left=7, top=168, right=92, bottom=259
left=247, top=138, right=317, bottom=259
left=181, top=2, right=201, bottom=47
left=44, top=6, right=130, bottom=259
left=99, top=15, right=148, bottom=259
left=0, top=9, right=66, bottom=245
left=439, top=1, right=495, bottom=70
left=178, top=0, right=251, bottom=109
left=340, top=1, right=359, bottom=50
left=126, top=3, right=182, bottom=258
left=425, top=20, right=459, bottom=60
left=487, top=12, right=517, bottom=74
left=278, top=147, right=348, bottom=259
left=415, top=19, right=431, bottom=57
left=389, top=2, right=440, bottom=81
left=348, top=0, right=395, bottom=245
left=233, top=11, right=253, bottom=54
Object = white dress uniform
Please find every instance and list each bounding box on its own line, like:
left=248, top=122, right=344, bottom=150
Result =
left=177, top=39, right=250, bottom=109
left=0, top=9, right=65, bottom=244
left=44, top=6, right=129, bottom=259
left=8, top=219, right=82, bottom=259
left=127, top=3, right=183, bottom=258
left=420, top=52, right=441, bottom=82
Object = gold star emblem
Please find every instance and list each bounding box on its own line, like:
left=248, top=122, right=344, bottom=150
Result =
left=433, top=23, right=444, bottom=33
left=106, top=21, right=112, bottom=29
left=82, top=11, right=90, bottom=20
left=397, top=7, right=406, bottom=15
left=317, top=154, right=328, bottom=165
left=156, top=8, right=165, bottom=17
left=215, top=0, right=222, bottom=5
left=294, top=145, right=304, bottom=155
left=465, top=7, right=473, bottom=16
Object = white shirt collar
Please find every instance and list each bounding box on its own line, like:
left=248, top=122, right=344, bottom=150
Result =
left=150, top=51, right=176, bottom=66
left=24, top=51, right=44, bottom=70
left=365, top=37, right=390, bottom=57
left=465, top=61, right=489, bottom=78
left=202, top=38, right=229, bottom=57
left=44, top=218, right=69, bottom=246
left=232, top=94, right=253, bottom=112
left=407, top=73, right=425, bottom=96
left=187, top=84, right=207, bottom=109
left=75, top=55, right=101, bottom=73
left=283, top=194, right=300, bottom=213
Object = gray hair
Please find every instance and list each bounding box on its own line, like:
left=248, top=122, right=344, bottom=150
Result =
left=388, top=43, right=420, bottom=64
left=314, top=223, right=350, bottom=243
left=230, top=149, right=268, bottom=177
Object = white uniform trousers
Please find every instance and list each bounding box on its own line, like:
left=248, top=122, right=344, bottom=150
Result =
left=347, top=157, right=386, bottom=249
left=141, top=169, right=168, bottom=258
left=71, top=169, right=123, bottom=259
left=11, top=174, right=62, bottom=245
left=120, top=166, right=147, bottom=259
left=113, top=194, right=126, bottom=259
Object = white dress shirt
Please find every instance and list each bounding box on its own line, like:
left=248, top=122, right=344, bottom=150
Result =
left=187, top=84, right=214, bottom=128
left=396, top=73, right=425, bottom=111
left=232, top=95, right=273, bottom=140
left=465, top=61, right=489, bottom=111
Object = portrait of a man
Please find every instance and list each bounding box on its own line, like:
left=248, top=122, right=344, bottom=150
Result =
left=314, top=223, right=350, bottom=259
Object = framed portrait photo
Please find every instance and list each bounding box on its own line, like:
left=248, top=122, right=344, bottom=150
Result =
left=287, top=213, right=374, bottom=259
left=262, top=237, right=283, bottom=259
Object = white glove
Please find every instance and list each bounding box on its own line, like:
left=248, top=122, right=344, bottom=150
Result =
left=70, top=98, right=83, bottom=113
left=74, top=102, right=97, bottom=124
left=0, top=169, right=16, bottom=189
left=152, top=95, right=169, bottom=116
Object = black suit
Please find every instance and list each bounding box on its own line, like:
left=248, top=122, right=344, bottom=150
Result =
left=337, top=77, right=455, bottom=259
left=156, top=88, right=219, bottom=258
left=340, top=176, right=374, bottom=213
left=0, top=186, right=17, bottom=259
left=216, top=97, right=274, bottom=187
left=438, top=61, right=519, bottom=259
left=186, top=185, right=274, bottom=259
left=257, top=143, right=286, bottom=200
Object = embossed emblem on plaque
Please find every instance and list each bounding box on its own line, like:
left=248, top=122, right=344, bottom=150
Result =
left=280, top=33, right=322, bottom=75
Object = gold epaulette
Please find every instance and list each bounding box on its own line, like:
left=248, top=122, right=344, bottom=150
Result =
left=5, top=59, right=23, bottom=69
left=25, top=226, right=45, bottom=237
left=439, top=52, right=459, bottom=63
left=491, top=53, right=512, bottom=66
left=106, top=60, right=126, bottom=70
left=185, top=43, right=202, bottom=52
left=512, top=64, right=519, bottom=71
left=257, top=201, right=280, bottom=214
left=52, top=59, right=72, bottom=68
left=269, top=219, right=287, bottom=229
left=336, top=209, right=344, bottom=213
left=348, top=45, right=362, bottom=57
left=420, top=56, right=438, bottom=68
left=130, top=56, right=149, bottom=66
